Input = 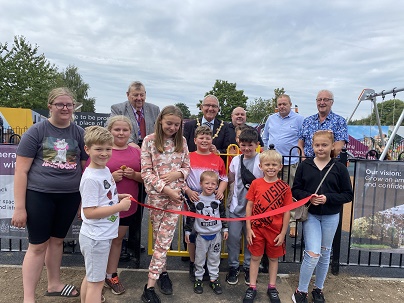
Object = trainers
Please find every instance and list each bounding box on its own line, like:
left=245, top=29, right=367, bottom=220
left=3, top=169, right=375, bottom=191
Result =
left=244, top=267, right=250, bottom=285
left=243, top=287, right=257, bottom=303
left=225, top=266, right=240, bottom=285
left=105, top=273, right=125, bottom=295
left=193, top=279, right=203, bottom=294
left=292, top=289, right=308, bottom=303
left=189, top=262, right=195, bottom=282
left=141, top=284, right=161, bottom=303
left=157, top=272, right=173, bottom=295
left=312, top=288, right=325, bottom=303
left=209, top=279, right=223, bottom=295
left=267, top=288, right=281, bottom=303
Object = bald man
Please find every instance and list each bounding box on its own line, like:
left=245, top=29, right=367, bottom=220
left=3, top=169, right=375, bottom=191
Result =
left=228, top=107, right=264, bottom=148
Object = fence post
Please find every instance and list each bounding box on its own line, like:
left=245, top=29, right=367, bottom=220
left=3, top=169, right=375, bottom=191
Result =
left=331, top=149, right=348, bottom=275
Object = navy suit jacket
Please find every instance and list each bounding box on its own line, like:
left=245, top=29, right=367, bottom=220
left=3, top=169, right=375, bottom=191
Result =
left=110, top=101, right=160, bottom=144
left=183, top=118, right=230, bottom=153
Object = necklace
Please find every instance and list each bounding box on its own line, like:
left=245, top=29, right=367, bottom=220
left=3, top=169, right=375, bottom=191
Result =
left=196, top=119, right=224, bottom=140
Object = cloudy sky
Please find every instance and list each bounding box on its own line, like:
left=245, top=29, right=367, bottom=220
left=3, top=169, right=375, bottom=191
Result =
left=1, top=0, right=404, bottom=120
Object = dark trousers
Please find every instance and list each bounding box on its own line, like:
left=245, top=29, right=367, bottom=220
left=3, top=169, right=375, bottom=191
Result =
left=128, top=183, right=146, bottom=262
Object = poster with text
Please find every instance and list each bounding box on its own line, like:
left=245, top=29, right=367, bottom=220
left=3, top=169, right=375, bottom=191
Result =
left=352, top=160, right=404, bottom=253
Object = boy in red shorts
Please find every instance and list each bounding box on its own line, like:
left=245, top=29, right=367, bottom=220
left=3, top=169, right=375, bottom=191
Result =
left=243, top=149, right=292, bottom=303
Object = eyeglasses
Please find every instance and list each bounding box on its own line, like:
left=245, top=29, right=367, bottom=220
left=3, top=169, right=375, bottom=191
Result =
left=202, top=104, right=219, bottom=109
left=52, top=103, right=75, bottom=109
left=316, top=98, right=333, bottom=102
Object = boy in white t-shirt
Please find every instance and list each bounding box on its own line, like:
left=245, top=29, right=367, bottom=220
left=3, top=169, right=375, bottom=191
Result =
left=79, top=126, right=132, bottom=303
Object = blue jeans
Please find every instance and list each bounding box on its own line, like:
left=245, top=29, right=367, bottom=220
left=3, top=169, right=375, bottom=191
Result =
left=297, top=212, right=340, bottom=292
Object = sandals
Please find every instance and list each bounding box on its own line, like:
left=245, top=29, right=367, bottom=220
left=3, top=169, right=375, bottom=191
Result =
left=44, top=284, right=80, bottom=297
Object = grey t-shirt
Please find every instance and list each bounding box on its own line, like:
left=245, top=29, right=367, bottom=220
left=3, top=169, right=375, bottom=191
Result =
left=17, top=120, right=87, bottom=193
left=234, top=156, right=256, bottom=216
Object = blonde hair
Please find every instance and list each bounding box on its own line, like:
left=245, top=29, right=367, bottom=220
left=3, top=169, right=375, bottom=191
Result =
left=200, top=170, right=219, bottom=183
left=312, top=130, right=336, bottom=158
left=47, top=87, right=76, bottom=120
left=259, top=149, right=283, bottom=164
left=107, top=115, right=133, bottom=132
left=84, top=126, right=113, bottom=148
left=154, top=105, right=184, bottom=153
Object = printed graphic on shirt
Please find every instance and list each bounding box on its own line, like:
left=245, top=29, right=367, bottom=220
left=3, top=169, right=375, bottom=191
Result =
left=42, top=137, right=78, bottom=169
left=104, top=180, right=111, bottom=189
left=252, top=181, right=290, bottom=228
left=196, top=201, right=219, bottom=227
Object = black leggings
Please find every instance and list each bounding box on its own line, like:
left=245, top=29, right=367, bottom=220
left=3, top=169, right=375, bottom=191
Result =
left=25, top=190, right=81, bottom=244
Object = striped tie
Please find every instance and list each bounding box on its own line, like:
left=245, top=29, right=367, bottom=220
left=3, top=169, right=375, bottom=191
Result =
left=204, top=121, right=212, bottom=129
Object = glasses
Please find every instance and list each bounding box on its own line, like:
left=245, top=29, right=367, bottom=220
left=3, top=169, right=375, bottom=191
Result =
left=202, top=104, right=219, bottom=109
left=52, top=103, right=75, bottom=109
left=316, top=98, right=333, bottom=102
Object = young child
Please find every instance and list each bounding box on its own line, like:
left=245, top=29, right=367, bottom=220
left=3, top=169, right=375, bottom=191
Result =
left=243, top=149, right=292, bottom=303
left=292, top=130, right=353, bottom=303
left=141, top=105, right=190, bottom=303
left=226, top=127, right=263, bottom=286
left=79, top=126, right=132, bottom=303
left=185, top=171, right=228, bottom=295
left=184, top=125, right=228, bottom=281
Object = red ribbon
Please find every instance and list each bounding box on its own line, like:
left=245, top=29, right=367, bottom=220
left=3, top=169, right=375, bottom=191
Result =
left=130, top=196, right=311, bottom=221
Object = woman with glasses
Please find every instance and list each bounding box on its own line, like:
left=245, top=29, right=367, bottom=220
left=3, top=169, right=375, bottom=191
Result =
left=11, top=87, right=87, bottom=302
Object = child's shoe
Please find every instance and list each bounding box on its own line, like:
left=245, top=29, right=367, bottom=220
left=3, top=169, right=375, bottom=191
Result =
left=244, top=267, right=250, bottom=285
left=311, top=288, right=325, bottom=303
left=193, top=279, right=203, bottom=294
left=243, top=287, right=257, bottom=303
left=267, top=288, right=281, bottom=303
left=292, top=289, right=308, bottom=303
left=225, top=266, right=239, bottom=285
left=105, top=273, right=125, bottom=295
left=157, top=272, right=173, bottom=295
left=141, top=284, right=161, bottom=303
left=209, top=279, right=223, bottom=295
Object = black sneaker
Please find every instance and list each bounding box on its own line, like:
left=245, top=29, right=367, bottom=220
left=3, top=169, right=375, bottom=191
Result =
left=244, top=267, right=250, bottom=285
left=209, top=279, right=223, bottom=295
left=243, top=287, right=257, bottom=303
left=189, top=262, right=195, bottom=282
left=292, top=289, right=308, bottom=303
left=157, top=272, right=173, bottom=295
left=225, top=266, right=239, bottom=285
left=312, top=288, right=325, bottom=303
left=193, top=279, right=203, bottom=294
left=142, top=284, right=161, bottom=303
left=267, top=288, right=281, bottom=303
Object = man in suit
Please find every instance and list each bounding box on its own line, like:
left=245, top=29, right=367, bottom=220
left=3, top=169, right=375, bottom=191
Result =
left=184, top=95, right=230, bottom=154
left=110, top=81, right=160, bottom=146
left=110, top=81, right=160, bottom=267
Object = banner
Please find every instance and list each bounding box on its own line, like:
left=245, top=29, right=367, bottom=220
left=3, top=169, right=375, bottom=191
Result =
left=351, top=160, right=404, bottom=252
left=0, top=144, right=80, bottom=240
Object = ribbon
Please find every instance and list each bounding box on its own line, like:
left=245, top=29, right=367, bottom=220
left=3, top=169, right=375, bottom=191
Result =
left=130, top=195, right=311, bottom=221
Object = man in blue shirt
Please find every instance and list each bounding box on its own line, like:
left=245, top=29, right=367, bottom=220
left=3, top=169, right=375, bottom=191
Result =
left=298, top=90, right=348, bottom=158
left=262, top=94, right=304, bottom=237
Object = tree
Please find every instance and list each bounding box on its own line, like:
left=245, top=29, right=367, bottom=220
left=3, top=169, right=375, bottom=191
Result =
left=0, top=36, right=61, bottom=109
left=174, top=102, right=191, bottom=118
left=58, top=65, right=95, bottom=112
left=199, top=80, right=248, bottom=121
left=246, top=87, right=286, bottom=123
left=350, top=99, right=404, bottom=126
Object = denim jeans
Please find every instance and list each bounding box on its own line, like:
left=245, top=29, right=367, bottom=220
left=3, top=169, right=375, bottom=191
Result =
left=297, top=212, right=340, bottom=292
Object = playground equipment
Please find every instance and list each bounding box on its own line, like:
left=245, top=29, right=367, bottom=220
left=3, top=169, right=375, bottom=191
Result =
left=347, top=87, right=404, bottom=160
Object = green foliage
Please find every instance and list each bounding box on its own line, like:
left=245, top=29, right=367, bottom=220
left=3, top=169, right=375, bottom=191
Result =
left=349, top=99, right=404, bottom=126
left=0, top=36, right=60, bottom=109
left=246, top=87, right=285, bottom=123
left=200, top=80, right=248, bottom=121
left=58, top=65, right=95, bottom=112
left=174, top=102, right=191, bottom=118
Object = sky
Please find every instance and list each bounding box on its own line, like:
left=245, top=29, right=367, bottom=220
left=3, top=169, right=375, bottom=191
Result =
left=1, top=0, right=404, bottom=121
